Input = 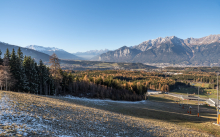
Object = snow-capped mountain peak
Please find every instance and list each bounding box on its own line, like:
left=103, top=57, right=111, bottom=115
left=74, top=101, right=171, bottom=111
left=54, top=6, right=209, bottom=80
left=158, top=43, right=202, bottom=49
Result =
left=133, top=36, right=182, bottom=51
left=25, top=45, right=82, bottom=60
left=26, top=45, right=65, bottom=52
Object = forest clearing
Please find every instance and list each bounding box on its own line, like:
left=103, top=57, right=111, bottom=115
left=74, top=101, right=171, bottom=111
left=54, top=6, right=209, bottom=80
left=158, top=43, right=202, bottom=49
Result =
left=0, top=91, right=219, bottom=137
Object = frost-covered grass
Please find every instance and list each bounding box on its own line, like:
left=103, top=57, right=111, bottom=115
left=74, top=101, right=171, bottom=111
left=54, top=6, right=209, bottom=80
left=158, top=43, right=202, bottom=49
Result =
left=64, top=95, right=147, bottom=105
left=0, top=92, right=69, bottom=136
left=0, top=91, right=218, bottom=137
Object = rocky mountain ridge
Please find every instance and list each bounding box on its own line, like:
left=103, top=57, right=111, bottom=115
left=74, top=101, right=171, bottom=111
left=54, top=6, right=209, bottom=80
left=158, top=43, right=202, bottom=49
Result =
left=98, top=34, right=220, bottom=66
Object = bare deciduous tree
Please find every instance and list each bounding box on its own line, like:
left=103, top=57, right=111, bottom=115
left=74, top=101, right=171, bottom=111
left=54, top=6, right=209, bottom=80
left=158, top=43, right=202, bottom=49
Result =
left=49, top=53, right=63, bottom=95
left=0, top=63, right=16, bottom=91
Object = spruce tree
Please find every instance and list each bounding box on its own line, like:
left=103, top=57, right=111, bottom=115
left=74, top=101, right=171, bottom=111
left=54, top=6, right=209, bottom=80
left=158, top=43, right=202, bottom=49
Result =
left=4, top=48, right=11, bottom=60
left=9, top=48, right=18, bottom=91
left=17, top=47, right=24, bottom=62
left=23, top=56, right=39, bottom=93
left=38, top=59, right=50, bottom=95
left=38, top=60, right=44, bottom=95
left=43, top=65, right=50, bottom=95
left=0, top=50, right=3, bottom=65
left=10, top=49, right=17, bottom=73
left=17, top=48, right=29, bottom=92
left=33, top=62, right=39, bottom=94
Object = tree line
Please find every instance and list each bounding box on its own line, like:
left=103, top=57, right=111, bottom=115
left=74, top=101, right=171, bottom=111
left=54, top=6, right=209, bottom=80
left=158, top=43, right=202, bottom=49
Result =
left=0, top=48, right=54, bottom=95
left=72, top=70, right=190, bottom=93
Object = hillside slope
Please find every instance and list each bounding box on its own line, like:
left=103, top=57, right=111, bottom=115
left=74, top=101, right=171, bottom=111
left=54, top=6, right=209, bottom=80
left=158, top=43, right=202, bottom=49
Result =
left=0, top=42, right=50, bottom=62
left=26, top=45, right=83, bottom=60
left=0, top=91, right=215, bottom=137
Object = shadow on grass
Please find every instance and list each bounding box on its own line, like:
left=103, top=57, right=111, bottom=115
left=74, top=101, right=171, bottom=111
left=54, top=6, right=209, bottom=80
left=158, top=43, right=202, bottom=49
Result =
left=148, top=96, right=174, bottom=102
left=170, top=86, right=211, bottom=96
left=46, top=95, right=216, bottom=125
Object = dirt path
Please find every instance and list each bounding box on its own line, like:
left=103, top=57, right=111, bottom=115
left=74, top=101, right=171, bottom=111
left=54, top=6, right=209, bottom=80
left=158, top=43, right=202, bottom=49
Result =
left=0, top=91, right=216, bottom=137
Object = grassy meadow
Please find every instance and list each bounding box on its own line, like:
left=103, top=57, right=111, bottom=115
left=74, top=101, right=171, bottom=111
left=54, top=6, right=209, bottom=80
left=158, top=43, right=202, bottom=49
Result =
left=170, top=82, right=219, bottom=99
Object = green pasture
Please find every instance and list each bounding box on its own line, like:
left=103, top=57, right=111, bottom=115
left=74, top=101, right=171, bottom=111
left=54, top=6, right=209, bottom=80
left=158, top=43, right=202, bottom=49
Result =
left=170, top=82, right=218, bottom=99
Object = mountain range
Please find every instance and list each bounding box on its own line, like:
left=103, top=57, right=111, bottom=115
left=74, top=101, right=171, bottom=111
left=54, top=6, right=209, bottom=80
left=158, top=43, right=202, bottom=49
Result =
left=25, top=45, right=109, bottom=60
left=26, top=45, right=82, bottom=60
left=1, top=34, right=220, bottom=67
left=0, top=42, right=50, bottom=62
left=98, top=34, right=220, bottom=66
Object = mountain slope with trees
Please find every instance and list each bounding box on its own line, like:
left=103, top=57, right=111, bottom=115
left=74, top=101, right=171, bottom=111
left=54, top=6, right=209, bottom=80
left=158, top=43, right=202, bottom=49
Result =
left=26, top=45, right=83, bottom=60
left=0, top=48, right=147, bottom=101
left=0, top=42, right=50, bottom=62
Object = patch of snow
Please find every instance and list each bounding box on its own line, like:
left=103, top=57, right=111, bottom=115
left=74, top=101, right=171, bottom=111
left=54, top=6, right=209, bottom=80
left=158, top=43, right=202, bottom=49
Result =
left=63, top=95, right=147, bottom=105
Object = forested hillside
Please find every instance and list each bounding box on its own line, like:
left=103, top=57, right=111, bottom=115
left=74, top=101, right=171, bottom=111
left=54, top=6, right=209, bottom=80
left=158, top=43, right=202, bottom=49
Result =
left=0, top=48, right=147, bottom=101
left=0, top=42, right=50, bottom=62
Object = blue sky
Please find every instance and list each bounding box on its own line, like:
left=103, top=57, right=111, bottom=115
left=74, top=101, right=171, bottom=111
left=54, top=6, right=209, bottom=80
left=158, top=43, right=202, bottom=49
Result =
left=0, top=0, right=220, bottom=52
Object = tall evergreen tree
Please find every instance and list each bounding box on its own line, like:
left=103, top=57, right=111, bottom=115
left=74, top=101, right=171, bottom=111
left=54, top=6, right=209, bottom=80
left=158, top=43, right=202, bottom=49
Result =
left=38, top=59, right=50, bottom=95
left=0, top=49, right=3, bottom=65
left=17, top=47, right=23, bottom=62
left=10, top=49, right=17, bottom=72
left=38, top=60, right=44, bottom=95
left=4, top=48, right=11, bottom=60
left=23, top=56, right=38, bottom=93
left=34, top=62, right=39, bottom=94
left=9, top=48, right=18, bottom=91
left=47, top=67, right=55, bottom=95
left=16, top=48, right=29, bottom=92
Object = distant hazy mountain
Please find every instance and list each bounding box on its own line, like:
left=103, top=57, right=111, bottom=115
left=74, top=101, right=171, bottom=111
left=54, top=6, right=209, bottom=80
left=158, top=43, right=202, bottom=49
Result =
left=0, top=42, right=50, bottom=62
left=26, top=45, right=83, bottom=60
left=97, top=34, right=220, bottom=66
left=74, top=49, right=109, bottom=59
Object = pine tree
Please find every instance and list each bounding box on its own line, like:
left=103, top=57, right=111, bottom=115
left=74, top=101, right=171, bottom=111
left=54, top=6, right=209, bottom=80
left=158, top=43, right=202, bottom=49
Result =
left=18, top=66, right=29, bottom=92
left=16, top=48, right=29, bottom=92
left=4, top=48, right=11, bottom=60
left=17, top=47, right=23, bottom=61
left=23, top=56, right=38, bottom=93
left=33, top=62, right=39, bottom=94
left=0, top=49, right=3, bottom=65
left=38, top=60, right=44, bottom=95
left=38, top=59, right=49, bottom=95
left=9, top=49, right=18, bottom=90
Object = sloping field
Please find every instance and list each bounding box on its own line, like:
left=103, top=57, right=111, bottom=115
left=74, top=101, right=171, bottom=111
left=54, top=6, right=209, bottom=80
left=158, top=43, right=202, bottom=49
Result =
left=0, top=91, right=218, bottom=136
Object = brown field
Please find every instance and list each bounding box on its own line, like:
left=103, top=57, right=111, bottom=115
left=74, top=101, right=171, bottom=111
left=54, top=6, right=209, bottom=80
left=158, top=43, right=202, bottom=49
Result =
left=0, top=91, right=219, bottom=136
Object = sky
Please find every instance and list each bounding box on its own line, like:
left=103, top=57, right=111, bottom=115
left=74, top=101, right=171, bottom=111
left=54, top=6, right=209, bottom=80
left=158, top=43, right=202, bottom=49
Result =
left=0, top=0, right=220, bottom=53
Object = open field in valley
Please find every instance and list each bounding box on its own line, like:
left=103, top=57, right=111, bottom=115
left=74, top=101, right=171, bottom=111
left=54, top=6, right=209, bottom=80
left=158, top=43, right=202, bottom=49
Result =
left=169, top=82, right=219, bottom=99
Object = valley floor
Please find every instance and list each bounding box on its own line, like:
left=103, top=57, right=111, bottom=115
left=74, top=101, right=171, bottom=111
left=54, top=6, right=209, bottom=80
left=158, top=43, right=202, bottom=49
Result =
left=0, top=91, right=218, bottom=137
